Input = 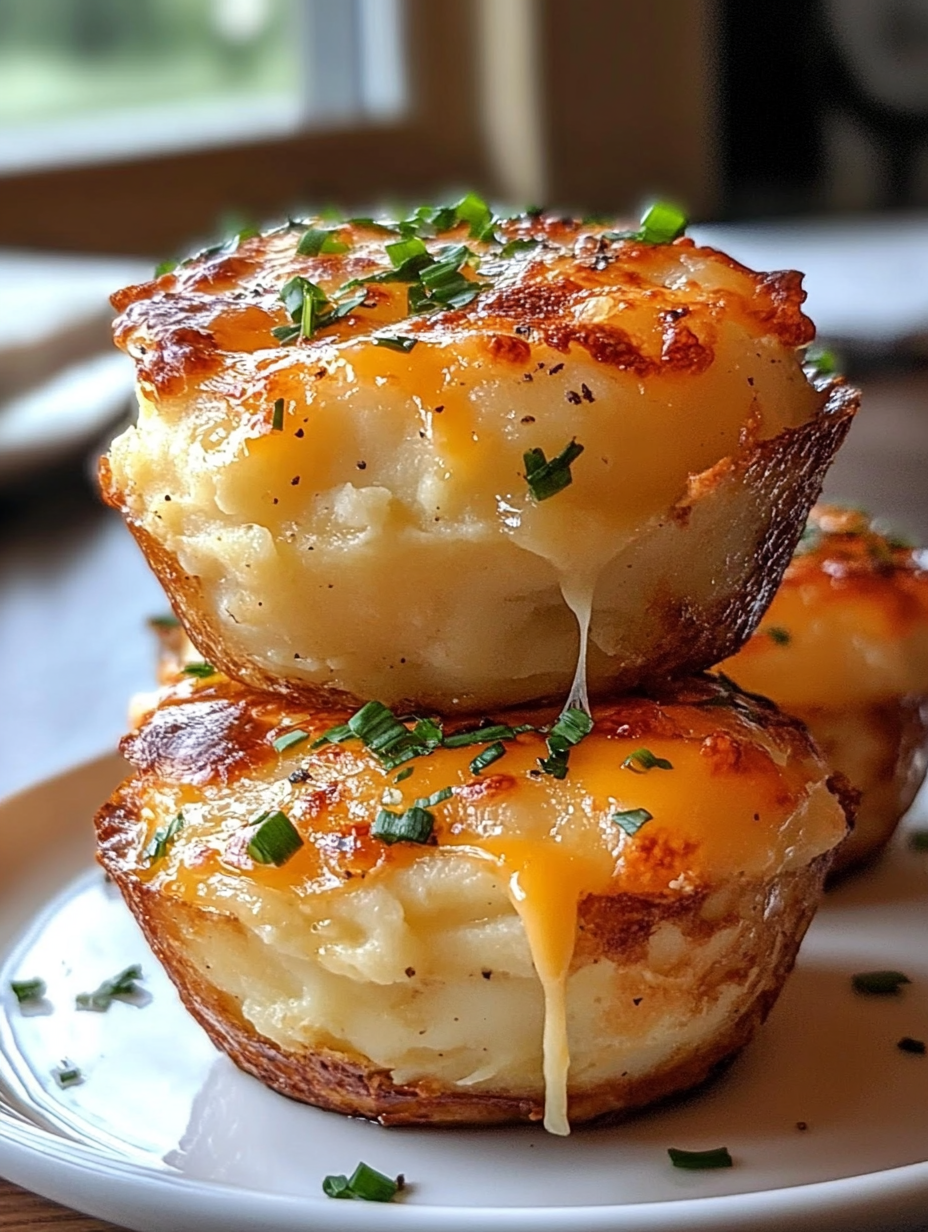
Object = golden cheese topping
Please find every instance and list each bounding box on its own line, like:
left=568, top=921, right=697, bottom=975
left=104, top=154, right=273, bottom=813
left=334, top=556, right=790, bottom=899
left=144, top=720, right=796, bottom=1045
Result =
left=723, top=504, right=928, bottom=708
left=101, top=205, right=852, bottom=712
left=100, top=672, right=849, bottom=1134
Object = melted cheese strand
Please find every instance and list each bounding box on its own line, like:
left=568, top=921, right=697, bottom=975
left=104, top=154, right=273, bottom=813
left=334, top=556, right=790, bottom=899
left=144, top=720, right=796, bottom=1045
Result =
left=559, top=574, right=596, bottom=715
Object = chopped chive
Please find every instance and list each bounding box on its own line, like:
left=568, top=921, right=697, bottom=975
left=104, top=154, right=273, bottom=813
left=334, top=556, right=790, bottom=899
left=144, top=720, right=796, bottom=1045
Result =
left=499, top=237, right=541, bottom=259
left=804, top=344, right=838, bottom=377
left=154, top=258, right=177, bottom=277
left=149, top=613, right=181, bottom=629
left=524, top=440, right=585, bottom=501
left=182, top=661, right=216, bottom=678
left=373, top=787, right=452, bottom=845
left=53, top=1063, right=84, bottom=1089
left=470, top=742, right=506, bottom=774
left=373, top=805, right=434, bottom=845
left=443, top=722, right=533, bottom=749
left=76, top=965, right=143, bottom=1012
left=766, top=626, right=791, bottom=645
left=539, top=707, right=592, bottom=779
left=909, top=830, right=928, bottom=851
left=418, top=787, right=453, bottom=808
left=622, top=748, right=673, bottom=773
left=897, top=1037, right=926, bottom=1054
left=373, top=335, right=418, bottom=352
left=322, top=1162, right=402, bottom=1202
left=454, top=191, right=494, bottom=239
left=297, top=226, right=349, bottom=256
left=851, top=970, right=911, bottom=996
left=271, top=398, right=284, bottom=431
left=247, top=810, right=304, bottom=866
left=603, top=201, right=688, bottom=246
left=612, top=807, right=653, bottom=836
left=10, top=977, right=46, bottom=1004
left=310, top=722, right=353, bottom=749
left=144, top=812, right=185, bottom=866
left=273, top=729, right=310, bottom=754
left=638, top=201, right=688, bottom=244
left=386, top=235, right=428, bottom=269
left=668, top=1146, right=733, bottom=1170
left=395, top=766, right=414, bottom=783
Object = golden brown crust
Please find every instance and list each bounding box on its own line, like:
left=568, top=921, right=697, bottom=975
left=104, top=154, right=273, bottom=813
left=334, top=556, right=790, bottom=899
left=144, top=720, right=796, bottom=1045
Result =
left=107, top=671, right=827, bottom=817
left=94, top=821, right=830, bottom=1126
left=813, top=698, right=928, bottom=878
left=110, top=217, right=815, bottom=402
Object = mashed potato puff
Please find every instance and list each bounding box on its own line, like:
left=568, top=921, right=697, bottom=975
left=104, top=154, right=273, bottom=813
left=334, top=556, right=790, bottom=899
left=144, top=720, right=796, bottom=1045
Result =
left=102, top=210, right=857, bottom=711
left=724, top=505, right=928, bottom=875
left=96, top=672, right=850, bottom=1133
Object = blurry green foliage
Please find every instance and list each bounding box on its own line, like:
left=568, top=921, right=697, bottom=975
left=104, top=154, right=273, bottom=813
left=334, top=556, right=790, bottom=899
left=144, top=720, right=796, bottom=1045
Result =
left=0, top=0, right=299, bottom=123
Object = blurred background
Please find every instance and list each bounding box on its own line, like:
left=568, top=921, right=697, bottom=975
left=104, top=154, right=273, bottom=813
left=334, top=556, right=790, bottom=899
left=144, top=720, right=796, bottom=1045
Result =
left=3, top=0, right=928, bottom=796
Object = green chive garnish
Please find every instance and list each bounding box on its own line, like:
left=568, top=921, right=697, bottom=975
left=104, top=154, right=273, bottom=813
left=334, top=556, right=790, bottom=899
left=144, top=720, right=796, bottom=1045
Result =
left=373, top=787, right=452, bottom=845
left=539, top=707, right=593, bottom=779
left=145, top=813, right=184, bottom=866
left=374, top=336, right=418, bottom=352
left=395, top=766, right=414, bottom=783
left=612, top=808, right=653, bottom=836
left=804, top=344, right=838, bottom=377
left=622, top=748, right=673, bottom=773
left=454, top=191, right=494, bottom=239
left=470, top=742, right=507, bottom=774
left=297, top=226, right=349, bottom=256
left=76, top=965, right=143, bottom=1012
left=524, top=440, right=585, bottom=502
left=273, top=729, right=310, bottom=754
left=898, top=1037, right=926, bottom=1054
left=276, top=276, right=365, bottom=343
left=10, top=977, right=46, bottom=1004
left=909, top=830, right=928, bottom=851
left=386, top=235, right=428, bottom=269
left=271, top=398, right=284, bottom=430
left=182, top=661, right=216, bottom=678
left=766, top=627, right=791, bottom=645
left=53, top=1063, right=84, bottom=1089
left=444, top=722, right=533, bottom=749
left=149, top=613, right=180, bottom=629
left=247, top=811, right=304, bottom=866
left=668, top=1146, right=733, bottom=1170
left=604, top=201, right=688, bottom=246
left=499, top=237, right=541, bottom=259
left=322, top=1162, right=402, bottom=1202
left=638, top=201, right=688, bottom=244
left=851, top=970, right=911, bottom=996
left=341, top=701, right=443, bottom=771
left=373, top=805, right=434, bottom=845
left=311, top=722, right=353, bottom=749
left=154, top=258, right=177, bottom=277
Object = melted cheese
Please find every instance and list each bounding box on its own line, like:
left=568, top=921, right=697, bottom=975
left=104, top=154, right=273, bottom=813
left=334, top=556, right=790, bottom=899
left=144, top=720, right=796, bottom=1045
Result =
left=126, top=680, right=848, bottom=1134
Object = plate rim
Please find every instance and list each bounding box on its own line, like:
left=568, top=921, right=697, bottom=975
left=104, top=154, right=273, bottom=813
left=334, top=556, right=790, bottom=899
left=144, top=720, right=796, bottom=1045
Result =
left=1, top=754, right=927, bottom=1232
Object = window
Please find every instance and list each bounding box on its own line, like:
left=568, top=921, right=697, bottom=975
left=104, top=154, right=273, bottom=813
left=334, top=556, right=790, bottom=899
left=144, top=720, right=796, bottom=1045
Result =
left=0, top=0, right=406, bottom=173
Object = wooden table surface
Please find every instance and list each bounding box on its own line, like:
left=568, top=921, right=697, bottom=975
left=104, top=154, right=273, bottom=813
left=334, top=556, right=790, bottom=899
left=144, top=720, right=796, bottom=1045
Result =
left=1, top=368, right=927, bottom=1229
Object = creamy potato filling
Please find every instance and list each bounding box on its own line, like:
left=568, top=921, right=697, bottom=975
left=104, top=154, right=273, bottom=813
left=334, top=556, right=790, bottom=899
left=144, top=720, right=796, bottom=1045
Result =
left=126, top=684, right=847, bottom=1133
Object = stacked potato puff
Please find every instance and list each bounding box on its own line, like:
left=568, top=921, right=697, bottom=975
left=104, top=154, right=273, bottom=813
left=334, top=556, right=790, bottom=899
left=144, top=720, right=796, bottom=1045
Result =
left=96, top=199, right=862, bottom=1134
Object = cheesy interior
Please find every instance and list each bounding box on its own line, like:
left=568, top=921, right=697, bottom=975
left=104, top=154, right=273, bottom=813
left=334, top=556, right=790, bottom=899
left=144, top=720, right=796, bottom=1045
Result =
left=122, top=680, right=847, bottom=1134
left=106, top=229, right=824, bottom=710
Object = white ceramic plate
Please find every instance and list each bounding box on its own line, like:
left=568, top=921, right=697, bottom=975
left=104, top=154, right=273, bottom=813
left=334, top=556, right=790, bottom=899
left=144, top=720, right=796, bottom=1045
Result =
left=0, top=756, right=926, bottom=1232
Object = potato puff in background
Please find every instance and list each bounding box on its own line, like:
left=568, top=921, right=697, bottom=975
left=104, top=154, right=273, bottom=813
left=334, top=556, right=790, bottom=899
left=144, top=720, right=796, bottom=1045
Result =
left=723, top=504, right=928, bottom=877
